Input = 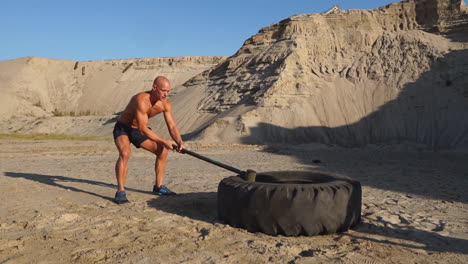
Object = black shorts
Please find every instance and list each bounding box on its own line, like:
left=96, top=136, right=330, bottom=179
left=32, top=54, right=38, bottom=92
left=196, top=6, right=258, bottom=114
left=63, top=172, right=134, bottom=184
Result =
left=113, top=122, right=149, bottom=148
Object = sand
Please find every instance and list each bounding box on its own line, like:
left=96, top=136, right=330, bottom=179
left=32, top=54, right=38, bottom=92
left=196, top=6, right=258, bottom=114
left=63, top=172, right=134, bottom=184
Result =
left=1, top=138, right=467, bottom=263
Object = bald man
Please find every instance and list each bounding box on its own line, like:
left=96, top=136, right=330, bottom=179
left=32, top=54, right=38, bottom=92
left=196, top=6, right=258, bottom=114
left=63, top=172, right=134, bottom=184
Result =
left=112, top=76, right=185, bottom=204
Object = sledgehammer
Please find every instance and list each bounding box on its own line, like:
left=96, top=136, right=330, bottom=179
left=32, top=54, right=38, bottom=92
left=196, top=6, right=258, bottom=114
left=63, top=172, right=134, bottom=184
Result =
left=173, top=144, right=257, bottom=182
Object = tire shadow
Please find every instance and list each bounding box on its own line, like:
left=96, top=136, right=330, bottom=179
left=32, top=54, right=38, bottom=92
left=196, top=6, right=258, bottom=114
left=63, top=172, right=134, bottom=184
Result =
left=146, top=192, right=219, bottom=224
left=345, top=216, right=468, bottom=255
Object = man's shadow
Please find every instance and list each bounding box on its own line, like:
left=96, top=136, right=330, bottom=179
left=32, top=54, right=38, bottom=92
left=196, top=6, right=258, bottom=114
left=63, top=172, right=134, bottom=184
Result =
left=3, top=172, right=153, bottom=202
left=3, top=171, right=219, bottom=222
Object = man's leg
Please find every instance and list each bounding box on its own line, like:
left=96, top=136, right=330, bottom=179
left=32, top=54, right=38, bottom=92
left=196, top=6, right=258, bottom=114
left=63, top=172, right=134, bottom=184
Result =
left=115, top=135, right=131, bottom=191
left=139, top=140, right=168, bottom=188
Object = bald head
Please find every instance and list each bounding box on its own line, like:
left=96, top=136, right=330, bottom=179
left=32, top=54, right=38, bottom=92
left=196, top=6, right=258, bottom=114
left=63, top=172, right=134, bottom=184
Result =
left=153, top=76, right=170, bottom=87
left=151, top=76, right=171, bottom=101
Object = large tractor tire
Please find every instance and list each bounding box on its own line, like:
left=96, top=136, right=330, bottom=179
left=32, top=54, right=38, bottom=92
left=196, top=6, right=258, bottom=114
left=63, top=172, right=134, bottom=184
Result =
left=217, top=171, right=361, bottom=236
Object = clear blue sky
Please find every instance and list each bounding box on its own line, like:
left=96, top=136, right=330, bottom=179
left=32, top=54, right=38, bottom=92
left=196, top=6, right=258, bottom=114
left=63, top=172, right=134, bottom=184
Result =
left=0, top=0, right=396, bottom=61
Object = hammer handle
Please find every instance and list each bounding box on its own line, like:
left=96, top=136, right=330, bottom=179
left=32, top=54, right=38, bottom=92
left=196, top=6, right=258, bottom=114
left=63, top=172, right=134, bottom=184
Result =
left=174, top=145, right=244, bottom=175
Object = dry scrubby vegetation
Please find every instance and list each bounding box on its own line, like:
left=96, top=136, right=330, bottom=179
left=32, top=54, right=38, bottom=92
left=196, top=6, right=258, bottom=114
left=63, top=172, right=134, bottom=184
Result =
left=51, top=109, right=98, bottom=117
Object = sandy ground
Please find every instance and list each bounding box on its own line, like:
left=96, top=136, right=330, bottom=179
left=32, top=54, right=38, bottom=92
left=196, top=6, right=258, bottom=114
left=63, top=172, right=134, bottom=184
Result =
left=0, top=138, right=467, bottom=264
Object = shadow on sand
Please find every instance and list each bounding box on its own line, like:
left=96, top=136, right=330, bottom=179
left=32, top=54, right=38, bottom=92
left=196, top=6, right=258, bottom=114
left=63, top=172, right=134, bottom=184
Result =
left=147, top=192, right=219, bottom=224
left=240, top=122, right=468, bottom=204
left=347, top=216, right=468, bottom=255
left=3, top=172, right=153, bottom=202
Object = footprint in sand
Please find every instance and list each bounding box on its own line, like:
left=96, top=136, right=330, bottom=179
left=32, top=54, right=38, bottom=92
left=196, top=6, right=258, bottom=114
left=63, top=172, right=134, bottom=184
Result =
left=54, top=213, right=80, bottom=225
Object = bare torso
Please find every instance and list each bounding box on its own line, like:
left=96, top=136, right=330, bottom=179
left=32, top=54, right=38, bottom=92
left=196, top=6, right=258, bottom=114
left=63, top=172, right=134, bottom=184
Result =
left=118, top=91, right=167, bottom=127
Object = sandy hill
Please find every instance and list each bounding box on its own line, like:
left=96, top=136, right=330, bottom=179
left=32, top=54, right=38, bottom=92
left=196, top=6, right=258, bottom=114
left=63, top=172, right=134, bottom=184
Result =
left=169, top=0, right=468, bottom=149
left=0, top=56, right=226, bottom=135
left=1, top=0, right=467, bottom=150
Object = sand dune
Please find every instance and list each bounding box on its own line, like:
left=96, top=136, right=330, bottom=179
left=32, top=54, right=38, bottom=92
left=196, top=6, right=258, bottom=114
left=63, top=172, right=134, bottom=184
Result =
left=0, top=56, right=226, bottom=137
left=178, top=1, right=468, bottom=149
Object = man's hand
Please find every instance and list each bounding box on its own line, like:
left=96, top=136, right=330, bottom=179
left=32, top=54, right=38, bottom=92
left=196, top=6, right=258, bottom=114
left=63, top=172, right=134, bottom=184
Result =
left=163, top=140, right=177, bottom=150
left=175, top=142, right=185, bottom=153
left=171, top=142, right=185, bottom=153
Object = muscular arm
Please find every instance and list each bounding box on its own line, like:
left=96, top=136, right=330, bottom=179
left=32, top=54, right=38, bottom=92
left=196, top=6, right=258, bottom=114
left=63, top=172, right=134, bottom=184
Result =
left=163, top=101, right=184, bottom=150
left=135, top=96, right=173, bottom=149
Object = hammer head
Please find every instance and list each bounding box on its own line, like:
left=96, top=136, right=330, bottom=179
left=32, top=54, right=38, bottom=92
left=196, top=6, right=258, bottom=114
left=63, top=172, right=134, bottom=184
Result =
left=242, top=169, right=257, bottom=182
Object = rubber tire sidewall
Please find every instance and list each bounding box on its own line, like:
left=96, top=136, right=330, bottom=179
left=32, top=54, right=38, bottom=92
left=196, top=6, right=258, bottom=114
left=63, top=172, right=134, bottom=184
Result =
left=217, top=171, right=361, bottom=236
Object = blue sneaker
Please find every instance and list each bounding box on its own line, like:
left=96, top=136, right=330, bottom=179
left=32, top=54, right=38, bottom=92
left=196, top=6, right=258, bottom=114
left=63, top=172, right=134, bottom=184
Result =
left=114, top=191, right=129, bottom=204
left=153, top=185, right=176, bottom=195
